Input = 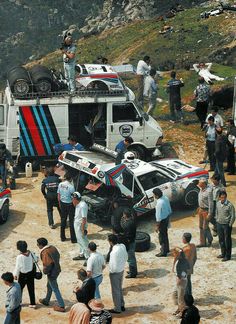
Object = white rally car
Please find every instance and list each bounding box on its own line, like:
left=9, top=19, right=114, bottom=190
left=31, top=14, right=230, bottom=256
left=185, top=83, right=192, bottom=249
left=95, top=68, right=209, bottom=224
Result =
left=57, top=145, right=208, bottom=221
left=75, top=64, right=125, bottom=91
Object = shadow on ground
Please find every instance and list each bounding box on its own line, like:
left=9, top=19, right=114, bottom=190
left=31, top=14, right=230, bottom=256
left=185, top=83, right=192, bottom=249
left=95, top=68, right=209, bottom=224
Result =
left=0, top=209, right=25, bottom=242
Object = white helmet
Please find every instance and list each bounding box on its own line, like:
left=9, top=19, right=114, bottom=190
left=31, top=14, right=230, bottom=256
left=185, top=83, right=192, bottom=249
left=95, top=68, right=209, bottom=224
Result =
left=124, top=151, right=135, bottom=160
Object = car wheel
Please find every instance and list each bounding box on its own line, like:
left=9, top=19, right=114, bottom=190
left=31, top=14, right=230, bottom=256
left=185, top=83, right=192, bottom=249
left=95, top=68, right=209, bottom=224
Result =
left=129, top=146, right=146, bottom=160
left=159, top=143, right=178, bottom=158
left=0, top=201, right=10, bottom=224
left=135, top=231, right=151, bottom=252
left=184, top=184, right=199, bottom=207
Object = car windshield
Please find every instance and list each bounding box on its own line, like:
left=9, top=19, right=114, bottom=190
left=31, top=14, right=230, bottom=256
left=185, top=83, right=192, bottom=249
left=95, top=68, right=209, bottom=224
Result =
left=138, top=171, right=170, bottom=191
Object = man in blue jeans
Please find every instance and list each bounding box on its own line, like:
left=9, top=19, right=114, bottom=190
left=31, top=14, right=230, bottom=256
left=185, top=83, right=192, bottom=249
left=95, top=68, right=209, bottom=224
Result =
left=1, top=272, right=21, bottom=324
left=120, top=208, right=138, bottom=278
left=61, top=35, right=77, bottom=93
left=37, top=237, right=65, bottom=312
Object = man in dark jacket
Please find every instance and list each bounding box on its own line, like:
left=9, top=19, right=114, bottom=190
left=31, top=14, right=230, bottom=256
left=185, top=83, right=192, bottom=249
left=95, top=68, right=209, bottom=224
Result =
left=74, top=268, right=95, bottom=305
left=215, top=127, right=227, bottom=186
left=41, top=168, right=61, bottom=229
left=120, top=208, right=137, bottom=278
left=0, top=143, right=12, bottom=188
left=181, top=294, right=200, bottom=324
left=37, top=237, right=65, bottom=312
left=167, top=71, right=184, bottom=123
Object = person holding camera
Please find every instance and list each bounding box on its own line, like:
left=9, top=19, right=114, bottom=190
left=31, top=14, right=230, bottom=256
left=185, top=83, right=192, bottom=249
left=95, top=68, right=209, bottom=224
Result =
left=61, top=35, right=77, bottom=93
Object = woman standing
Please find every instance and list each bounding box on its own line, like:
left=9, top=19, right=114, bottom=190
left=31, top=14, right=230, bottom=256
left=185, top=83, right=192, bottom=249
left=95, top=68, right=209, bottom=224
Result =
left=13, top=240, right=37, bottom=308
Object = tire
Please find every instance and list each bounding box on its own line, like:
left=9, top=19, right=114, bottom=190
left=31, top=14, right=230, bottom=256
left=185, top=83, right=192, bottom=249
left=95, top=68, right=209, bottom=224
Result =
left=30, top=65, right=52, bottom=93
left=7, top=66, right=31, bottom=96
left=183, top=184, right=199, bottom=207
left=135, top=231, right=151, bottom=252
left=129, top=145, right=146, bottom=160
left=159, top=143, right=178, bottom=158
left=0, top=201, right=9, bottom=224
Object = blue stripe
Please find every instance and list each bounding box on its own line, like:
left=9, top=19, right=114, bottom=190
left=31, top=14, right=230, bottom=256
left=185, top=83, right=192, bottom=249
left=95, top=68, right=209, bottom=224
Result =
left=19, top=115, right=35, bottom=156
left=102, top=78, right=118, bottom=84
left=39, top=105, right=55, bottom=145
left=32, top=106, right=52, bottom=155
left=19, top=134, right=28, bottom=156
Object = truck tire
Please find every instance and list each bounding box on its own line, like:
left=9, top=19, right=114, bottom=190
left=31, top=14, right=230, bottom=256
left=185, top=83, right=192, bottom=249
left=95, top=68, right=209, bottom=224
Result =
left=129, top=145, right=146, bottom=160
left=0, top=201, right=9, bottom=224
left=30, top=65, right=52, bottom=93
left=135, top=231, right=151, bottom=252
left=7, top=66, right=31, bottom=96
left=159, top=143, right=178, bottom=158
left=183, top=184, right=199, bottom=207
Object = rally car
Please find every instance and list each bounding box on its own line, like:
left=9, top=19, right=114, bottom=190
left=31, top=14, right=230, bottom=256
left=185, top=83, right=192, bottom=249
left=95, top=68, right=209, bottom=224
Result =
left=57, top=145, right=208, bottom=222
left=75, top=64, right=126, bottom=91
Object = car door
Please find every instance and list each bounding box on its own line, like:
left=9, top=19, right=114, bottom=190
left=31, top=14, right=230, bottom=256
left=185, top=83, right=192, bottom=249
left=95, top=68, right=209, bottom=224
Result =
left=107, top=102, right=144, bottom=150
left=137, top=170, right=177, bottom=209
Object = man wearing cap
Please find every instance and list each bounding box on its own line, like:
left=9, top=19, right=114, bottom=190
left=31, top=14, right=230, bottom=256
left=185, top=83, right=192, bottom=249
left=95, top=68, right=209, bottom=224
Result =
left=197, top=179, right=213, bottom=247
left=72, top=192, right=90, bottom=261
left=57, top=173, right=76, bottom=243
left=153, top=188, right=172, bottom=257
left=86, top=242, right=105, bottom=299
left=61, top=35, right=77, bottom=93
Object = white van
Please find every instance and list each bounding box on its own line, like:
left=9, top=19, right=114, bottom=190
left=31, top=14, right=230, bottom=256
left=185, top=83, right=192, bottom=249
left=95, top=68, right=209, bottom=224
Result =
left=0, top=78, right=163, bottom=164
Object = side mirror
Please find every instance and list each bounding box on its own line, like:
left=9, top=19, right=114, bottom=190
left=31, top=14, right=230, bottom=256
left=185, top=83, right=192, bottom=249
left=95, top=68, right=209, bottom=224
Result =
left=139, top=116, right=143, bottom=126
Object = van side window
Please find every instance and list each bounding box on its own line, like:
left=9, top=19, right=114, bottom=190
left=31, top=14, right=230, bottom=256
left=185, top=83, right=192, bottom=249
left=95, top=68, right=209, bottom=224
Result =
left=0, top=105, right=4, bottom=125
left=113, top=103, right=139, bottom=122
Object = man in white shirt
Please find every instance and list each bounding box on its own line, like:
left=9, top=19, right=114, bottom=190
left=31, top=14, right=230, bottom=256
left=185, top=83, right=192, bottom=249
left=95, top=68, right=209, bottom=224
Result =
left=108, top=234, right=128, bottom=314
left=143, top=69, right=158, bottom=116
left=72, top=192, right=90, bottom=261
left=206, top=107, right=224, bottom=128
left=86, top=242, right=105, bottom=299
left=136, top=55, right=151, bottom=107
left=193, top=62, right=224, bottom=84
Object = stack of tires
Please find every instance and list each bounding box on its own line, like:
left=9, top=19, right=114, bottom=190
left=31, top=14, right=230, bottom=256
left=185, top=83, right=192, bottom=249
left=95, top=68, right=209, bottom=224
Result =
left=7, top=65, right=53, bottom=96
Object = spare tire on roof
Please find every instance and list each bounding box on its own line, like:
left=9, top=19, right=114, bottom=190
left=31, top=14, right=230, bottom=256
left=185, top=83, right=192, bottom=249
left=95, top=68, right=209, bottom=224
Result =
left=30, top=65, right=52, bottom=93
left=7, top=66, right=31, bottom=96
left=135, top=231, right=151, bottom=252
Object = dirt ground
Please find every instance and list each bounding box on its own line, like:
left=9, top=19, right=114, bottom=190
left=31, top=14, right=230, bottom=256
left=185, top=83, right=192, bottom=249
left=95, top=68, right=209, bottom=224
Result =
left=0, top=121, right=236, bottom=324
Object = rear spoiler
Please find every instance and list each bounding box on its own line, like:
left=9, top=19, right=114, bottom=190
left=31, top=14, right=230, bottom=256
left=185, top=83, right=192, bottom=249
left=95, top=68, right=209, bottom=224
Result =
left=90, top=143, right=117, bottom=159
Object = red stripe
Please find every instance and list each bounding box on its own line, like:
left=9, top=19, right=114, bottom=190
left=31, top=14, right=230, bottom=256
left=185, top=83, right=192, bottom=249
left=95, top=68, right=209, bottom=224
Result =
left=178, top=170, right=209, bottom=180
left=110, top=165, right=126, bottom=178
left=79, top=73, right=118, bottom=79
left=21, top=106, right=46, bottom=156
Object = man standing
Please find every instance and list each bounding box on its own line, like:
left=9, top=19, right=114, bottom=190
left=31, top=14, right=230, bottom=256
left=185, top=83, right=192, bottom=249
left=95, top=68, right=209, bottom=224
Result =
left=206, top=107, right=224, bottom=128
left=215, top=127, right=227, bottom=187
left=143, top=68, right=158, bottom=116
left=167, top=71, right=184, bottom=123
left=225, top=119, right=236, bottom=175
left=205, top=116, right=216, bottom=171
left=72, top=192, right=90, bottom=261
left=74, top=268, right=96, bottom=305
left=86, top=242, right=105, bottom=299
left=194, top=77, right=211, bottom=129
left=197, top=179, right=213, bottom=247
left=61, top=35, right=77, bottom=93
left=182, top=233, right=197, bottom=296
left=41, top=167, right=61, bottom=229
left=120, top=208, right=138, bottom=278
left=136, top=55, right=151, bottom=106
left=216, top=191, right=235, bottom=261
left=1, top=272, right=21, bottom=324
left=211, top=174, right=225, bottom=236
left=37, top=237, right=65, bottom=312
left=0, top=143, right=12, bottom=188
left=57, top=173, right=76, bottom=242
left=153, top=188, right=172, bottom=257
left=115, top=136, right=133, bottom=164
left=108, top=234, right=128, bottom=314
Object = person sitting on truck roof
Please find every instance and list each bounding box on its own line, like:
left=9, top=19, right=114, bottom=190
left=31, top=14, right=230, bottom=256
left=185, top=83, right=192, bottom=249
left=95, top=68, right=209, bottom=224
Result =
left=54, top=135, right=85, bottom=155
left=115, top=137, right=133, bottom=165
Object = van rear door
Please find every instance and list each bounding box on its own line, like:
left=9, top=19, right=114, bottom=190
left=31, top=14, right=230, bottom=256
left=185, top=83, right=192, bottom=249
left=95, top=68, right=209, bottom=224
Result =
left=107, top=102, right=144, bottom=150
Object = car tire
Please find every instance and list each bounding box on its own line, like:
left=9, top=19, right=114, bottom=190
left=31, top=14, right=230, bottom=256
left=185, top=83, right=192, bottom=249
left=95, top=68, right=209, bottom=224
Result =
left=135, top=231, right=151, bottom=252
left=159, top=143, right=178, bottom=158
left=0, top=201, right=10, bottom=224
left=129, top=146, right=146, bottom=160
left=183, top=184, right=199, bottom=207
